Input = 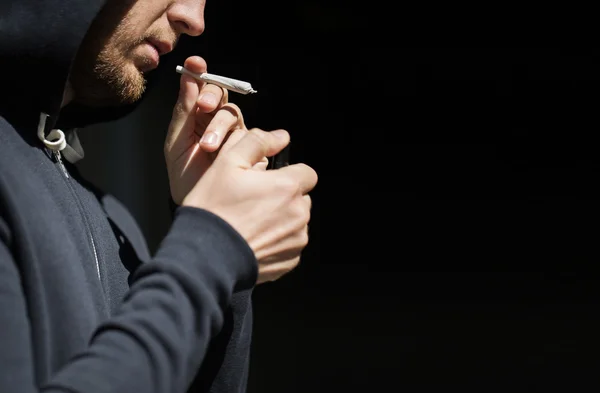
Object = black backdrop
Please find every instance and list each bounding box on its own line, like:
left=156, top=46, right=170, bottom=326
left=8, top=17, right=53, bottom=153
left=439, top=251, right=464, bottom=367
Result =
left=77, top=1, right=600, bottom=392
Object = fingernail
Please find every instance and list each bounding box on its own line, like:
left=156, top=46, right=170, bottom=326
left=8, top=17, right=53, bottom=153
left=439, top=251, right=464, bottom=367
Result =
left=199, top=93, right=217, bottom=105
left=201, top=132, right=217, bottom=145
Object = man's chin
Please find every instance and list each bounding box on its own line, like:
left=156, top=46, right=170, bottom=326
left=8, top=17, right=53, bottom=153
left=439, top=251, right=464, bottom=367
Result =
left=73, top=89, right=144, bottom=107
left=113, top=64, right=148, bottom=104
left=73, top=74, right=146, bottom=107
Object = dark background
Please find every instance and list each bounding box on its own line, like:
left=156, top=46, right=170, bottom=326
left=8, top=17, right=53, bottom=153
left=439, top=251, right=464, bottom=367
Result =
left=77, top=2, right=600, bottom=392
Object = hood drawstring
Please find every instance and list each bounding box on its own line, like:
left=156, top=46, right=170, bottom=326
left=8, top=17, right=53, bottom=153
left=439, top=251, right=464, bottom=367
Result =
left=37, top=113, right=85, bottom=166
left=38, top=113, right=67, bottom=152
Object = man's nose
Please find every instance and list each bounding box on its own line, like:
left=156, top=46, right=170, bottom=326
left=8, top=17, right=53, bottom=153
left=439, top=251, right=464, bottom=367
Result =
left=167, top=1, right=206, bottom=37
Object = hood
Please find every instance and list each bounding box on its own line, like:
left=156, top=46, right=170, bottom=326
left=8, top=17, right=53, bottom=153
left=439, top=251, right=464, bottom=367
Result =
left=0, top=0, right=161, bottom=134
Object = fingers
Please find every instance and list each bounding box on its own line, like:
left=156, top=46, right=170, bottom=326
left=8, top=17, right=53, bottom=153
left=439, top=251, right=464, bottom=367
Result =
left=277, top=163, right=318, bottom=195
left=198, top=103, right=244, bottom=152
left=218, top=129, right=270, bottom=170
left=219, top=128, right=247, bottom=153
left=183, top=56, right=208, bottom=74
left=190, top=50, right=227, bottom=112
left=197, top=83, right=228, bottom=114
left=226, top=129, right=290, bottom=168
left=166, top=56, right=207, bottom=150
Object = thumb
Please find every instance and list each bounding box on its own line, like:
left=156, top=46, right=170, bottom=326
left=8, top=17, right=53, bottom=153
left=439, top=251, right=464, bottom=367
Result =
left=227, top=129, right=290, bottom=168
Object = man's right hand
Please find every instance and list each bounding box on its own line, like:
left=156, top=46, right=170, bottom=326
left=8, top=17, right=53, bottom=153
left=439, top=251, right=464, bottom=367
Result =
left=182, top=128, right=318, bottom=284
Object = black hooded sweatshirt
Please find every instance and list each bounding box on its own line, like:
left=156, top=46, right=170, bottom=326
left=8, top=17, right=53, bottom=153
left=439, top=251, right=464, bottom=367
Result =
left=0, top=1, right=258, bottom=393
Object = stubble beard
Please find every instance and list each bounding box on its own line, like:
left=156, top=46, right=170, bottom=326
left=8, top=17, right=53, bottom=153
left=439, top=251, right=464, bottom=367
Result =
left=70, top=5, right=148, bottom=107
left=91, top=36, right=148, bottom=106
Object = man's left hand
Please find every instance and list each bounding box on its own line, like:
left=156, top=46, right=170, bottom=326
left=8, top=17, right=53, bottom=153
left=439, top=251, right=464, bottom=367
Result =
left=164, top=56, right=266, bottom=204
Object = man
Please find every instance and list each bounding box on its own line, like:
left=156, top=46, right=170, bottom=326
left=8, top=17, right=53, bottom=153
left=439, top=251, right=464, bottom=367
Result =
left=0, top=0, right=317, bottom=392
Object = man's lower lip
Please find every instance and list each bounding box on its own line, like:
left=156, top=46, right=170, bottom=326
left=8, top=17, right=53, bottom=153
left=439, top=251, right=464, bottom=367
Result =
left=143, top=42, right=160, bottom=67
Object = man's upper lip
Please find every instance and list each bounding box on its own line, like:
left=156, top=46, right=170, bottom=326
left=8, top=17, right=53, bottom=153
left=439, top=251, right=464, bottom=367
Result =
left=147, top=39, right=173, bottom=55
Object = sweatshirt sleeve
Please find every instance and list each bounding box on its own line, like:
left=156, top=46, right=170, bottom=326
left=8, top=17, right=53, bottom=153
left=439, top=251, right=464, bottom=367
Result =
left=168, top=197, right=255, bottom=393
left=0, top=206, right=257, bottom=393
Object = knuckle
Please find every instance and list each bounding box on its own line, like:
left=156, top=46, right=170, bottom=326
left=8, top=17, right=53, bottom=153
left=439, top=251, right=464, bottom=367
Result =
left=248, top=128, right=267, bottom=143
left=228, top=127, right=246, bottom=142
left=290, top=200, right=304, bottom=218
left=292, top=163, right=318, bottom=188
left=279, top=258, right=301, bottom=276
left=297, top=228, right=309, bottom=247
left=277, top=176, right=300, bottom=195
left=289, top=198, right=310, bottom=225
left=289, top=256, right=301, bottom=271
left=247, top=128, right=269, bottom=149
left=258, top=257, right=301, bottom=283
left=300, top=202, right=311, bottom=223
